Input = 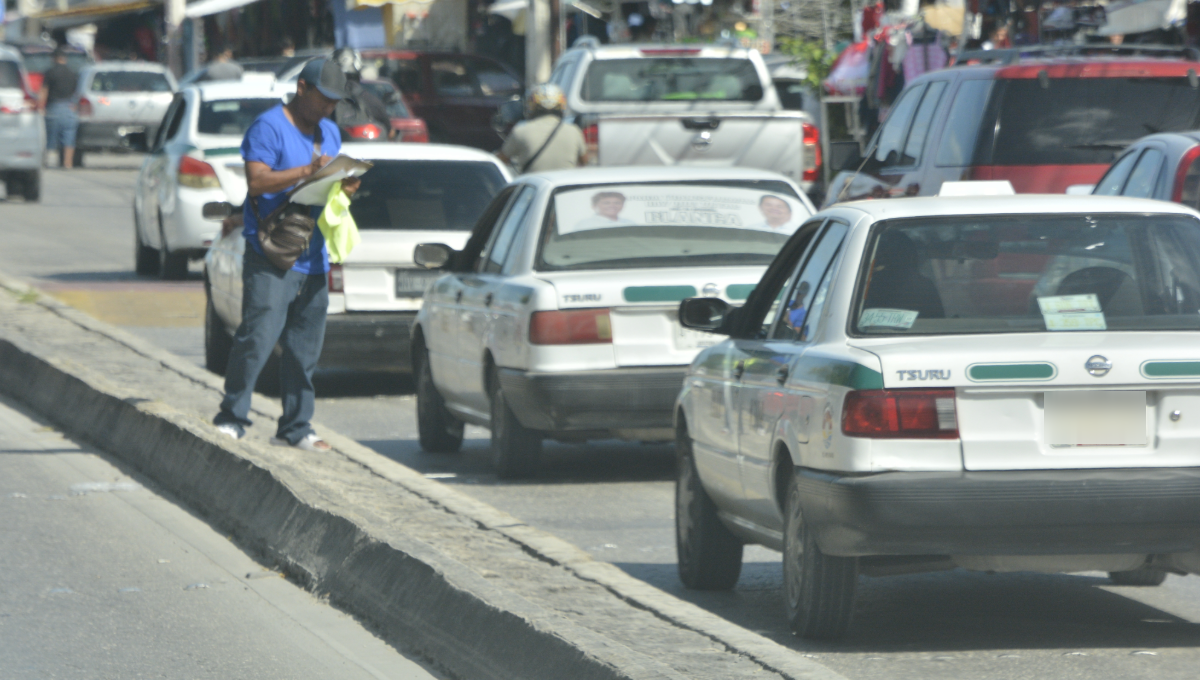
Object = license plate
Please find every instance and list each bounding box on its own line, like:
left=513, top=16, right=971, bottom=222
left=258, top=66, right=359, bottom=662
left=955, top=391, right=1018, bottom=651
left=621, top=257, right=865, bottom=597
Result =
left=395, top=269, right=438, bottom=298
left=673, top=323, right=719, bottom=351
left=1044, top=391, right=1147, bottom=447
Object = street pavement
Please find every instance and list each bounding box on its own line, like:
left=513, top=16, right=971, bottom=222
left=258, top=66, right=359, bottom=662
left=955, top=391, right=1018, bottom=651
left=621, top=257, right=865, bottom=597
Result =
left=0, top=392, right=443, bottom=680
left=6, top=160, right=1200, bottom=679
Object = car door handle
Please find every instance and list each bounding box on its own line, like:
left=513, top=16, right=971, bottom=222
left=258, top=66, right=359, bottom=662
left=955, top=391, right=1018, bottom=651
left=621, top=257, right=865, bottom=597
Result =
left=776, top=366, right=789, bottom=384
left=484, top=293, right=494, bottom=307
left=733, top=361, right=745, bottom=380
left=455, top=290, right=463, bottom=303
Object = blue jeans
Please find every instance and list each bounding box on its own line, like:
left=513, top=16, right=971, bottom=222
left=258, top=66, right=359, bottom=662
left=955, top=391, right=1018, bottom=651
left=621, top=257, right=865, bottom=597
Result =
left=214, top=246, right=328, bottom=443
left=45, top=101, right=78, bottom=149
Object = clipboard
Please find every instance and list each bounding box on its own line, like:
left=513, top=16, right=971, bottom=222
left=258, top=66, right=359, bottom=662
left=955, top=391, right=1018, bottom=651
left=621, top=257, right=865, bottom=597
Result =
left=288, top=154, right=374, bottom=206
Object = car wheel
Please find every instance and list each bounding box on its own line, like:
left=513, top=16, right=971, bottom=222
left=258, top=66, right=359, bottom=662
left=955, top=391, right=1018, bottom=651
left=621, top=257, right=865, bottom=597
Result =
left=489, top=366, right=541, bottom=479
left=1109, top=568, right=1168, bottom=586
left=158, top=217, right=188, bottom=280
left=416, top=347, right=464, bottom=453
left=783, top=469, right=857, bottom=640
left=675, top=420, right=743, bottom=590
left=134, top=208, right=159, bottom=275
left=204, top=283, right=232, bottom=376
left=22, top=171, right=39, bottom=202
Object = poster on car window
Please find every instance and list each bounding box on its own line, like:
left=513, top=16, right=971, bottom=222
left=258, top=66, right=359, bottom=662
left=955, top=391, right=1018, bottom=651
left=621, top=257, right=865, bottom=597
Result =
left=553, top=185, right=805, bottom=236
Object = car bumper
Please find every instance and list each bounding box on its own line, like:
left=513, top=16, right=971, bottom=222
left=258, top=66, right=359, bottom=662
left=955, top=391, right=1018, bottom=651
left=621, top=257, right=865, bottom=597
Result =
left=320, top=312, right=415, bottom=372
left=77, top=122, right=156, bottom=151
left=0, top=121, right=44, bottom=170
left=497, top=366, right=686, bottom=432
left=799, top=467, right=1200, bottom=557
left=168, top=188, right=227, bottom=254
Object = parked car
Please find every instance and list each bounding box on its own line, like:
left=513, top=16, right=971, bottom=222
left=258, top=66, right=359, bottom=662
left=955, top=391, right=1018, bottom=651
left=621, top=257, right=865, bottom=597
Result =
left=360, top=78, right=428, bottom=142
left=358, top=50, right=523, bottom=150
left=1091, top=130, right=1200, bottom=207
left=14, top=42, right=90, bottom=93
left=134, top=76, right=285, bottom=279
left=74, top=62, right=177, bottom=161
left=541, top=42, right=821, bottom=193
left=204, top=143, right=511, bottom=375
left=411, top=167, right=815, bottom=478
left=674, top=188, right=1200, bottom=641
left=0, top=44, right=44, bottom=201
left=824, top=45, right=1200, bottom=206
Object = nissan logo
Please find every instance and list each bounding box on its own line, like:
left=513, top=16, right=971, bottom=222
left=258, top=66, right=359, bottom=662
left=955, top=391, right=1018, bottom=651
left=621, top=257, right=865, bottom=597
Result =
left=1085, top=355, right=1112, bottom=377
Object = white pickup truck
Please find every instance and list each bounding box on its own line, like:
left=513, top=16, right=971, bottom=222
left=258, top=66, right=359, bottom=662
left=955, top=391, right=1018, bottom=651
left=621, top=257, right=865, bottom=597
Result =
left=546, top=43, right=821, bottom=194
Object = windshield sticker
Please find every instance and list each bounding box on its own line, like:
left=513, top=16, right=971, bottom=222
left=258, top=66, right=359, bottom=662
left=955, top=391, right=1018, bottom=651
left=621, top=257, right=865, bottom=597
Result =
left=553, top=185, right=805, bottom=236
left=211, top=101, right=241, bottom=112
left=859, top=308, right=919, bottom=329
left=1038, top=294, right=1105, bottom=331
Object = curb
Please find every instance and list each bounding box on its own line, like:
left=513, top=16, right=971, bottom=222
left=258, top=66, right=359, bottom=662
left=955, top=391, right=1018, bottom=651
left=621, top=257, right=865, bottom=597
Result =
left=0, top=272, right=846, bottom=680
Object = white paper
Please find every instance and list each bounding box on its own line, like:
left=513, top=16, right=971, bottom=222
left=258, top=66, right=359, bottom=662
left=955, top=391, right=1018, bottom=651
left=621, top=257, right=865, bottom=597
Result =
left=859, top=308, right=919, bottom=329
left=1043, top=312, right=1107, bottom=331
left=289, top=154, right=374, bottom=206
left=1037, top=294, right=1102, bottom=315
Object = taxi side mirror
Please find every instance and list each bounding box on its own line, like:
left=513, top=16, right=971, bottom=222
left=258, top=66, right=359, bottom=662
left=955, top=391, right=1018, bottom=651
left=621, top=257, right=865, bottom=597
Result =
left=414, top=243, right=455, bottom=270
left=679, top=297, right=732, bottom=334
left=202, top=201, right=233, bottom=220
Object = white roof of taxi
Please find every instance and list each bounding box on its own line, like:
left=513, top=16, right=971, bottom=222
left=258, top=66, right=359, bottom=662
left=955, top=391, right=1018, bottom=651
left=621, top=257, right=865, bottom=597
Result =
left=340, top=142, right=508, bottom=165
left=526, top=165, right=802, bottom=189
left=189, top=73, right=283, bottom=101
left=835, top=194, right=1200, bottom=220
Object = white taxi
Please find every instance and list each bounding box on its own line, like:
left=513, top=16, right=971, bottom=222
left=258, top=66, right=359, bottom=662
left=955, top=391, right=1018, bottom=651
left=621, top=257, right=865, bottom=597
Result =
left=674, top=193, right=1200, bottom=640
left=411, top=167, right=815, bottom=478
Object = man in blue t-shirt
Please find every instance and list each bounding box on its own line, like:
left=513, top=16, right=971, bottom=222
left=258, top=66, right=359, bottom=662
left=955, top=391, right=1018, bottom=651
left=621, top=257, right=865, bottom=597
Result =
left=214, top=58, right=360, bottom=451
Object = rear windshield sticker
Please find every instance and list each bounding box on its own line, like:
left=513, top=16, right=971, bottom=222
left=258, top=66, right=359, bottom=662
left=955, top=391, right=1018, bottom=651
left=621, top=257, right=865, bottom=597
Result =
left=859, top=308, right=919, bottom=329
left=553, top=185, right=806, bottom=236
left=1038, top=294, right=1105, bottom=331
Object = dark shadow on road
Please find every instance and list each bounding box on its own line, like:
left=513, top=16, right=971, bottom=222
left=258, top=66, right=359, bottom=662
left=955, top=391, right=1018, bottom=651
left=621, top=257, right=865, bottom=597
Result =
left=313, top=370, right=414, bottom=397
left=37, top=270, right=205, bottom=284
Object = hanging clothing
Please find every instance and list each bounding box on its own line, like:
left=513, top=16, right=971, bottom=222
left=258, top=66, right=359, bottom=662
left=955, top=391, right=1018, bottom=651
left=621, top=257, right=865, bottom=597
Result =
left=903, top=31, right=948, bottom=82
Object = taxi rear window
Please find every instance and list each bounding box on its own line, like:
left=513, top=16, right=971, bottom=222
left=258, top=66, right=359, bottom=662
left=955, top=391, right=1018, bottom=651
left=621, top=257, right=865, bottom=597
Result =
left=852, top=213, right=1200, bottom=335
left=580, top=58, right=763, bottom=102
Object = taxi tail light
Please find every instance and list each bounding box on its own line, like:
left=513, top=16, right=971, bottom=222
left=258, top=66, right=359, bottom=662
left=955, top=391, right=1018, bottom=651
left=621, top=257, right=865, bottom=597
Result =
left=802, top=122, right=821, bottom=183
left=346, top=123, right=382, bottom=140
left=77, top=96, right=93, bottom=118
left=842, top=389, right=958, bottom=439
left=327, top=264, right=344, bottom=293
left=178, top=155, right=221, bottom=189
left=583, top=123, right=599, bottom=165
left=1172, top=145, right=1200, bottom=205
left=529, top=308, right=612, bottom=345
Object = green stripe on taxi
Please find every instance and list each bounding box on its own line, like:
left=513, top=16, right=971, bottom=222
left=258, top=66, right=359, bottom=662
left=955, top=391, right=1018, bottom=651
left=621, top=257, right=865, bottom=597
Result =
left=726, top=284, right=756, bottom=301
left=1142, top=361, right=1200, bottom=378
left=967, top=363, right=1056, bottom=382
left=623, top=285, right=697, bottom=303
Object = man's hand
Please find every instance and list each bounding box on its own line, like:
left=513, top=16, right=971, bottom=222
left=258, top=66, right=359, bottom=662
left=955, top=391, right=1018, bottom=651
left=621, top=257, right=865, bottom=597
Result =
left=306, top=154, right=332, bottom=178
left=221, top=213, right=244, bottom=237
left=341, top=176, right=361, bottom=197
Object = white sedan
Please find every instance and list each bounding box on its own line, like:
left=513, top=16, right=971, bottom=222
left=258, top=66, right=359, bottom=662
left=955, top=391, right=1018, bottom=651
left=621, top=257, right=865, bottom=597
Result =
left=134, top=73, right=285, bottom=279
left=411, top=167, right=815, bottom=478
left=674, top=191, right=1200, bottom=640
left=204, top=143, right=511, bottom=376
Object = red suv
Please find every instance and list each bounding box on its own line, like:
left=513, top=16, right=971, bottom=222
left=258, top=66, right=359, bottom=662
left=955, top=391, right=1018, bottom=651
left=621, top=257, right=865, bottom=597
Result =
left=360, top=50, right=522, bottom=151
left=824, top=46, right=1200, bottom=206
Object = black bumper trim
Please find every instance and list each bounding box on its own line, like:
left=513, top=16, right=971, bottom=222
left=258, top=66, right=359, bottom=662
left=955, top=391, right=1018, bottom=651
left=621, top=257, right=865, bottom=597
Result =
left=798, top=467, right=1200, bottom=557
left=497, top=367, right=686, bottom=432
left=319, top=312, right=415, bottom=372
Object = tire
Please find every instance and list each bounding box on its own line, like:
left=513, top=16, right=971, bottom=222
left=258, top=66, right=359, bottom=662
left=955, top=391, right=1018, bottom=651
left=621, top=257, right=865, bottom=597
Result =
left=158, top=218, right=189, bottom=280
left=675, top=420, right=743, bottom=590
left=489, top=366, right=541, bottom=479
left=134, top=209, right=159, bottom=275
left=783, top=469, right=857, bottom=640
left=22, top=171, right=39, bottom=202
left=1109, top=568, right=1168, bottom=586
left=416, top=347, right=464, bottom=453
left=204, top=284, right=232, bottom=376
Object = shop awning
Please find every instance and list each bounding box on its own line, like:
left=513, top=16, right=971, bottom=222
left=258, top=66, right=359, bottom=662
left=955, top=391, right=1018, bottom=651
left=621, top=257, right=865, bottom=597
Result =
left=184, top=0, right=262, bottom=19
left=1098, top=0, right=1187, bottom=35
left=35, top=0, right=158, bottom=28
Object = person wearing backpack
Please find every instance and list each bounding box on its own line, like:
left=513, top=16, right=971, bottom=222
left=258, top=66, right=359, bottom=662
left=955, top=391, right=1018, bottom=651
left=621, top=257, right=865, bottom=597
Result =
left=496, top=83, right=587, bottom=174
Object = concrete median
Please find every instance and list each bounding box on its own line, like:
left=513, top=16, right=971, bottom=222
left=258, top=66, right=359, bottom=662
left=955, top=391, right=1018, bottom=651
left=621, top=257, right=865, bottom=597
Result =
left=0, top=271, right=845, bottom=680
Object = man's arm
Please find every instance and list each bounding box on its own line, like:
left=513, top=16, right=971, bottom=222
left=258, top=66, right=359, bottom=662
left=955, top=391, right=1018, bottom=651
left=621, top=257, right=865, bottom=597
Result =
left=245, top=156, right=327, bottom=197
left=37, top=80, right=49, bottom=112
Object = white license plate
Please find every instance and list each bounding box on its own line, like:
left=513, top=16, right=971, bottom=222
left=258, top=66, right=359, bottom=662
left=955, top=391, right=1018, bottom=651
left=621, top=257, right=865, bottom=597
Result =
left=395, top=270, right=437, bottom=298
left=1044, top=391, right=1147, bottom=448
left=673, top=323, right=719, bottom=351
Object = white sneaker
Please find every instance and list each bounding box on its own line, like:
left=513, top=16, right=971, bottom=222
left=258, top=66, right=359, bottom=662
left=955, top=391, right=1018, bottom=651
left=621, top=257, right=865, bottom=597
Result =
left=216, top=424, right=243, bottom=440
left=269, top=433, right=331, bottom=452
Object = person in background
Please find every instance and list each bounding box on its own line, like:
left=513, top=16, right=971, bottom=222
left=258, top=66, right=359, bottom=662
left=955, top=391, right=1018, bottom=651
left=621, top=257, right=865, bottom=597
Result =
left=496, top=83, right=587, bottom=174
left=280, top=37, right=296, bottom=58
left=212, top=58, right=360, bottom=451
left=38, top=47, right=78, bottom=169
left=982, top=24, right=1012, bottom=50
left=330, top=48, right=391, bottom=139
left=203, top=44, right=244, bottom=81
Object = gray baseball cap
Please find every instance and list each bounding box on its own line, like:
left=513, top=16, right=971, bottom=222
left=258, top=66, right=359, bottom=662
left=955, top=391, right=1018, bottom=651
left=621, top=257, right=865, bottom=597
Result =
left=298, top=58, right=346, bottom=100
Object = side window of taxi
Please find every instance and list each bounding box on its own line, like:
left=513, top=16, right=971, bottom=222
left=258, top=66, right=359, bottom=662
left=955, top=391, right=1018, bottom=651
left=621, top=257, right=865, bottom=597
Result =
left=770, top=221, right=849, bottom=342
left=480, top=186, right=536, bottom=274
left=757, top=219, right=827, bottom=336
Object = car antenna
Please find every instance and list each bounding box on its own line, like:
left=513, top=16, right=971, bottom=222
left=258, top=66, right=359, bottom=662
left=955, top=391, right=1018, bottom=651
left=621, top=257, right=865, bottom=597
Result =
left=833, top=132, right=882, bottom=205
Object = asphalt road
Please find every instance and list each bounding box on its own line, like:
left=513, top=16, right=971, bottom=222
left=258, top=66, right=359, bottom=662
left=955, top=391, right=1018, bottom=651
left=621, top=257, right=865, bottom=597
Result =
left=5, top=161, right=1200, bottom=680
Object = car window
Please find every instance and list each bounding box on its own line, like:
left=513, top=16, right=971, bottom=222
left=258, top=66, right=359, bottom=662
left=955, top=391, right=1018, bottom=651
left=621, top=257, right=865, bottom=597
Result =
left=162, top=97, right=187, bottom=144
left=935, top=79, right=992, bottom=167
left=873, top=84, right=925, bottom=166
left=758, top=219, right=826, bottom=336
left=151, top=97, right=182, bottom=150
left=1093, top=150, right=1141, bottom=195
left=580, top=57, right=764, bottom=102
left=551, top=57, right=579, bottom=90
left=901, top=81, right=947, bottom=165
left=90, top=70, right=172, bottom=93
left=481, top=187, right=536, bottom=273
left=852, top=213, right=1200, bottom=336
left=347, top=160, right=508, bottom=231
left=23, top=51, right=88, bottom=74
left=0, top=61, right=21, bottom=89
left=770, top=221, right=848, bottom=341
left=774, top=81, right=806, bottom=110
left=1122, top=148, right=1164, bottom=199
left=470, top=59, right=521, bottom=97
left=457, top=185, right=518, bottom=271
left=197, top=98, right=279, bottom=136
left=431, top=59, right=476, bottom=97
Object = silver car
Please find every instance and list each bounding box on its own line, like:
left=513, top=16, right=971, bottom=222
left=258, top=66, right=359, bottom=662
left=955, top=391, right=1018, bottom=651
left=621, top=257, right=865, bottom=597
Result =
left=74, top=62, right=175, bottom=164
left=0, top=44, right=44, bottom=202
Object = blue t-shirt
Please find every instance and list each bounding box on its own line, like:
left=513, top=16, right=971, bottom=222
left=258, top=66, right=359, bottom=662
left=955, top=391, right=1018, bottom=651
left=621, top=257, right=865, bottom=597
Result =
left=241, top=105, right=341, bottom=275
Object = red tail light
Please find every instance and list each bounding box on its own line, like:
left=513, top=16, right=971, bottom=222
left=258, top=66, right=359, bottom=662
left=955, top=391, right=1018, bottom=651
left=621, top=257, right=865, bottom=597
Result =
left=842, top=389, right=958, bottom=439
left=347, top=123, right=382, bottom=140
left=802, top=122, right=822, bottom=183
left=178, top=155, right=220, bottom=189
left=529, top=308, right=612, bottom=345
left=0, top=99, right=34, bottom=115
left=583, top=123, right=599, bottom=165
left=1173, top=145, right=1200, bottom=205
left=391, top=118, right=428, bottom=143
left=77, top=97, right=92, bottom=117
left=327, top=264, right=344, bottom=293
